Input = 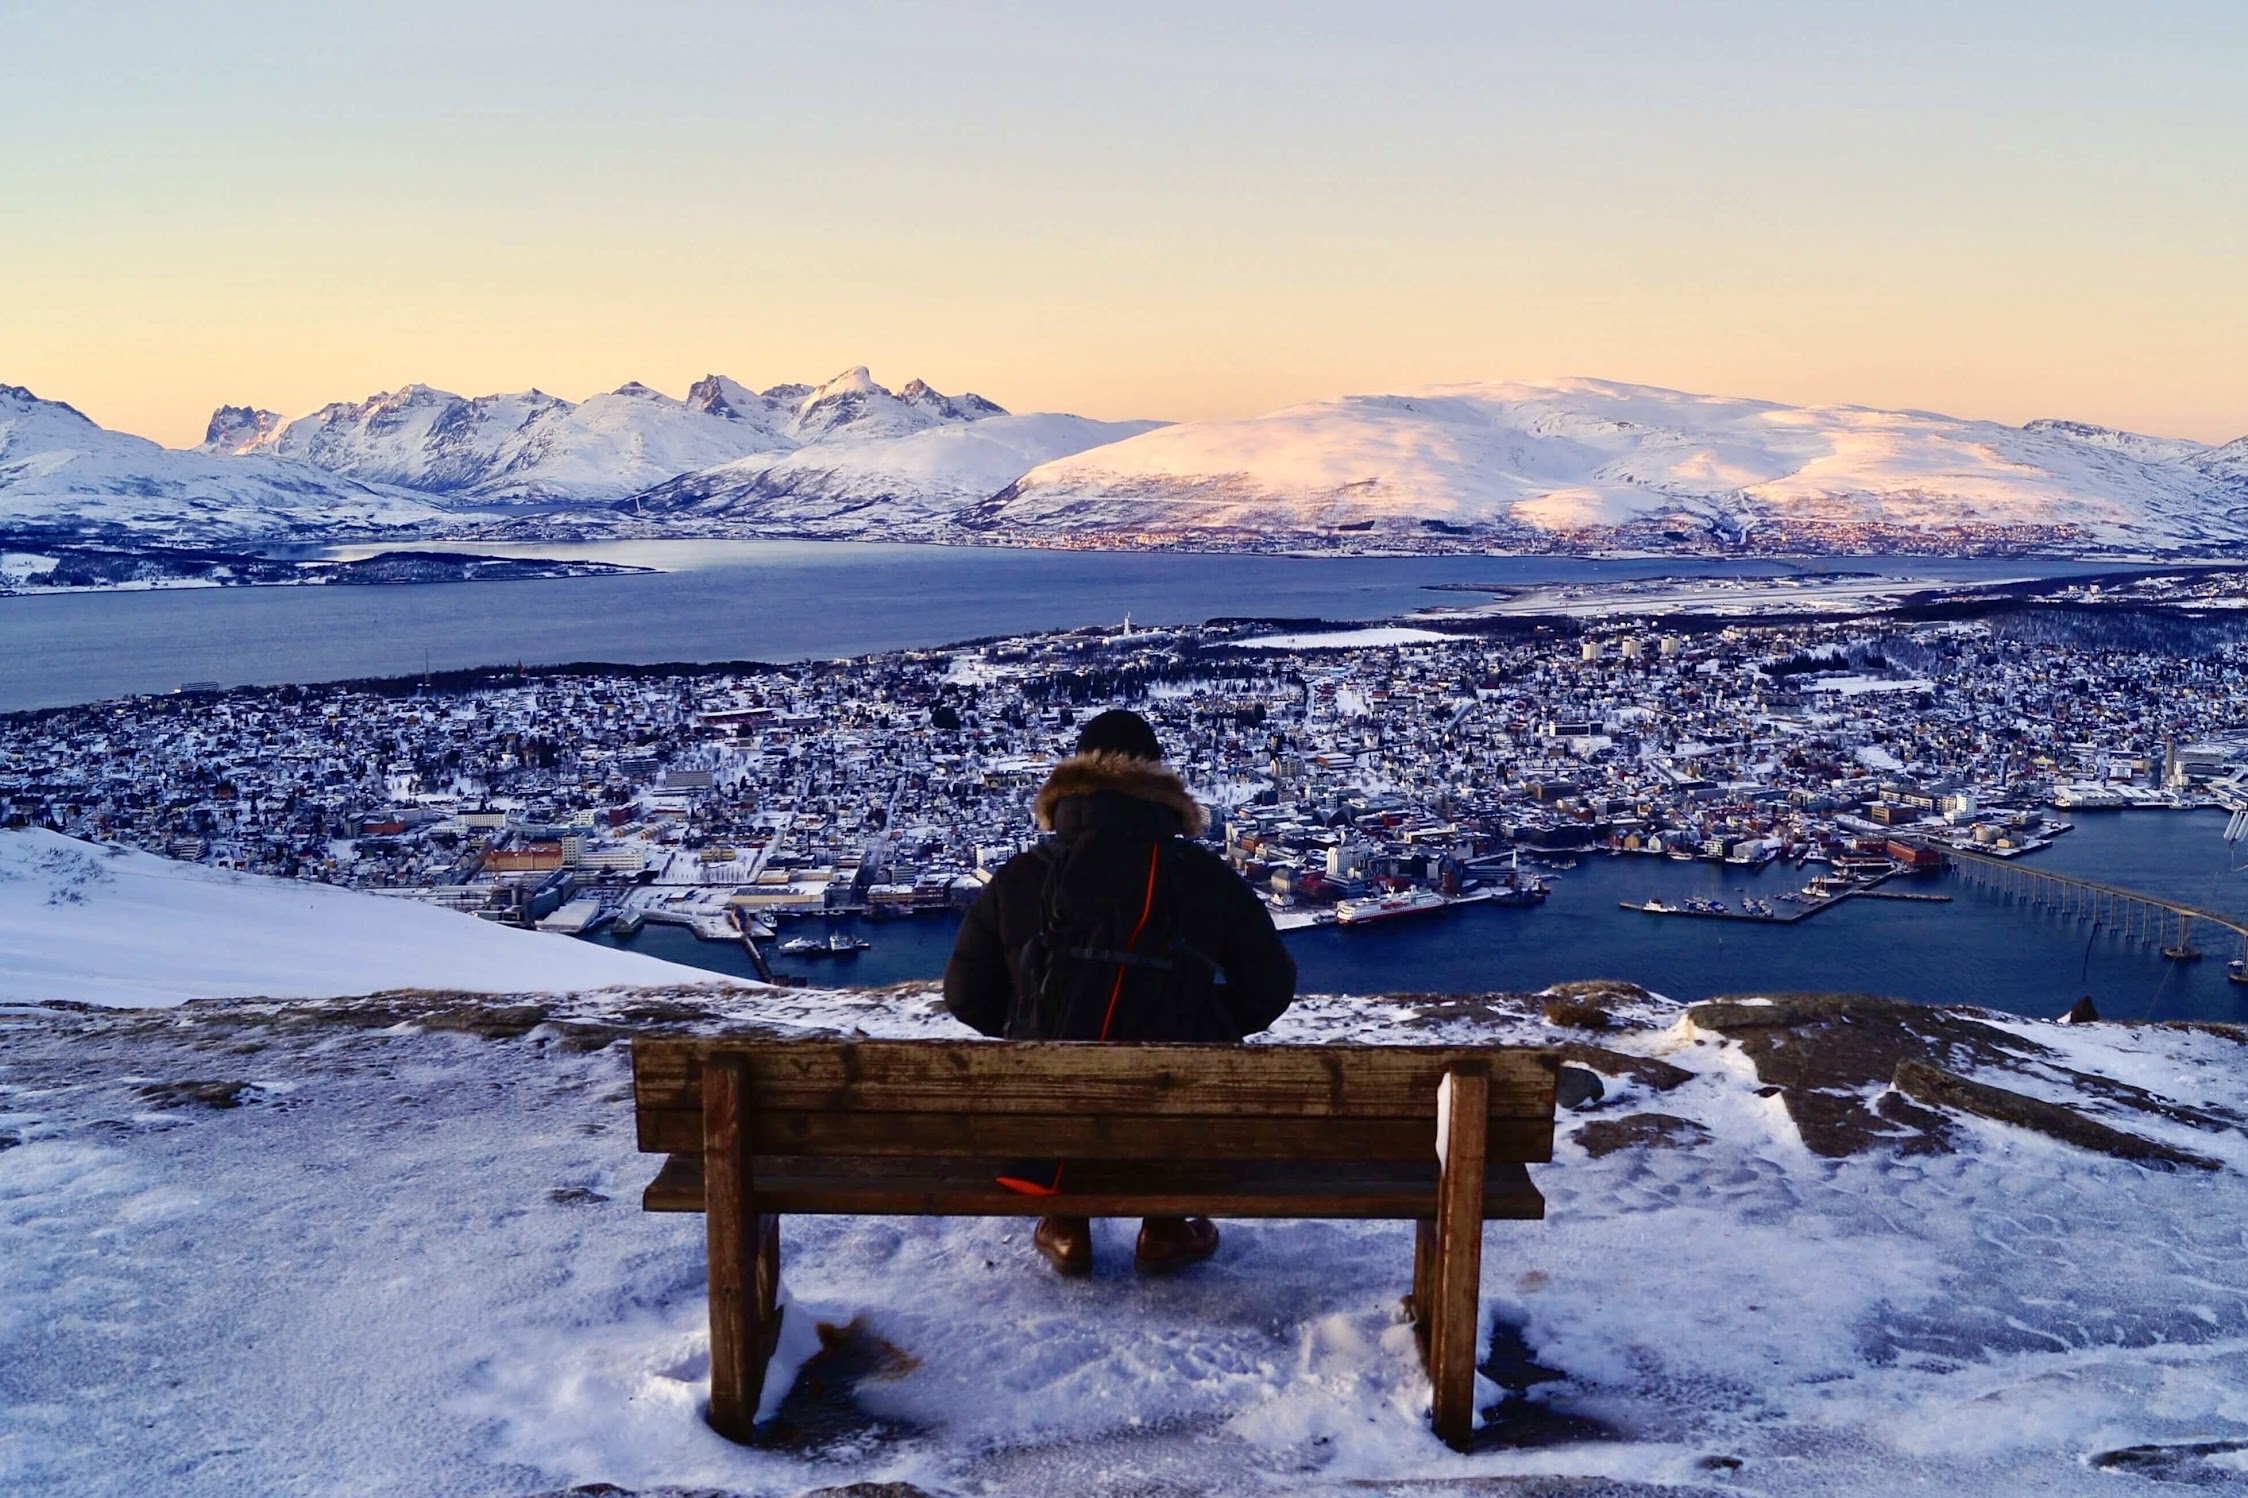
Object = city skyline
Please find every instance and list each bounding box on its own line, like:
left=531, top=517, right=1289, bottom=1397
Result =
left=5, top=2, right=2243, bottom=448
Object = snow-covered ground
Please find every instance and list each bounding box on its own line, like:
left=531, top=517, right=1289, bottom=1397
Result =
left=1235, top=626, right=1460, bottom=650
left=0, top=830, right=736, bottom=1007
left=4, top=967, right=2244, bottom=1496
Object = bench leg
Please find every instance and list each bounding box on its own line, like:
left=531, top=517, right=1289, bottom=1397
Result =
left=1428, top=1070, right=1489, bottom=1451
left=703, top=1056, right=783, bottom=1442
left=1409, top=1218, right=1436, bottom=1353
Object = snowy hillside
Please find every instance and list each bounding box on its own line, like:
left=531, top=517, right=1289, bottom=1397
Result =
left=4, top=979, right=2243, bottom=1495
left=203, top=367, right=1021, bottom=506
left=624, top=411, right=1165, bottom=536
left=970, top=378, right=2248, bottom=554
left=0, top=385, right=449, bottom=545
left=0, top=830, right=736, bottom=1006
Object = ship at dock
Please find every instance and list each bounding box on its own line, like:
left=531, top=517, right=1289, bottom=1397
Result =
left=1333, top=887, right=1449, bottom=926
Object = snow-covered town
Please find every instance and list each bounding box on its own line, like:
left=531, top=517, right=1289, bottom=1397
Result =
left=5, top=614, right=2245, bottom=949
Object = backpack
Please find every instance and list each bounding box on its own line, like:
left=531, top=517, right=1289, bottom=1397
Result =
left=1007, top=830, right=1231, bottom=1042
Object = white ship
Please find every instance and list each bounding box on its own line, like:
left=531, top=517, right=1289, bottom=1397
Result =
left=1333, top=888, right=1449, bottom=926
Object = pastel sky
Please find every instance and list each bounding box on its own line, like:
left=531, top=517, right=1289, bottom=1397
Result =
left=3, top=1, right=2242, bottom=447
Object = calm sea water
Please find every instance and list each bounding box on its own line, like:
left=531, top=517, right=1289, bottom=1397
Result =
left=585, top=810, right=2248, bottom=1024
left=0, top=541, right=2110, bottom=712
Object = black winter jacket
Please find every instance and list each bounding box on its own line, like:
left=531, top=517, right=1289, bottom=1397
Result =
left=943, top=751, right=1296, bottom=1042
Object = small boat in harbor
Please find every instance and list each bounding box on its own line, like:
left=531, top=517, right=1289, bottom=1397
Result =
left=610, top=909, right=645, bottom=938
left=779, top=931, right=872, bottom=956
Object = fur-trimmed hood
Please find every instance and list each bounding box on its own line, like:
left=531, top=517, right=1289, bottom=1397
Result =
left=1033, top=750, right=1209, bottom=837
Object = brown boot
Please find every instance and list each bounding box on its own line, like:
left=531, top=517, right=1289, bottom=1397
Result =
left=1134, top=1216, right=1219, bottom=1275
left=1032, top=1214, right=1093, bottom=1277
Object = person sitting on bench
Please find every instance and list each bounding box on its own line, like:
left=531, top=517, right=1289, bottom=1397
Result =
left=943, top=708, right=1299, bottom=1276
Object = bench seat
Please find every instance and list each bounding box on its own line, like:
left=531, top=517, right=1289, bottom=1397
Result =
left=642, top=1151, right=1545, bottom=1220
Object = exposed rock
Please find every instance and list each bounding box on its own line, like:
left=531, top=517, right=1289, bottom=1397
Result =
left=525, top=1485, right=741, bottom=1498
left=1555, top=1066, right=1605, bottom=1111
left=1392, top=992, right=1545, bottom=1029
left=1573, top=1113, right=1712, bottom=1159
left=749, top=1317, right=923, bottom=1452
left=1542, top=979, right=1652, bottom=1002
left=1541, top=997, right=1612, bottom=1030
left=1358, top=1479, right=1733, bottom=1496
left=136, top=1079, right=252, bottom=1109
left=0, top=1132, right=19, bottom=1151
left=419, top=1002, right=550, bottom=1039
left=2063, top=997, right=2101, bottom=1024
left=800, top=1485, right=942, bottom=1498
left=546, top=1186, right=610, bottom=1206
left=1687, top=993, right=2050, bottom=1157
left=1892, top=1061, right=2222, bottom=1171
left=2028, top=1060, right=2247, bottom=1133
left=1474, top=1313, right=1616, bottom=1449
left=1551, top=1042, right=1694, bottom=1093
left=2087, top=1438, right=2248, bottom=1483
left=2159, top=1019, right=2248, bottom=1045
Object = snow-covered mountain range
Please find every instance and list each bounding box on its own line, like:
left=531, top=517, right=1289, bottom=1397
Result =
left=0, top=384, right=448, bottom=545
left=968, top=378, right=2248, bottom=554
left=194, top=366, right=1037, bottom=505
left=6, top=371, right=2244, bottom=556
left=620, top=410, right=1164, bottom=536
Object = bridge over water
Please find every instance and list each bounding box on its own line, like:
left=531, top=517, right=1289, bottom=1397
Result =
left=1921, top=841, right=2248, bottom=962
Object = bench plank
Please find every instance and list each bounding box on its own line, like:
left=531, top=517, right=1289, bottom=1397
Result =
left=634, top=1038, right=1558, bottom=1121
left=634, top=1106, right=1555, bottom=1163
left=641, top=1152, right=1545, bottom=1221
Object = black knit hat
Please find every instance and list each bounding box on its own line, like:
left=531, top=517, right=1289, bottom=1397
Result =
left=1076, top=708, right=1163, bottom=762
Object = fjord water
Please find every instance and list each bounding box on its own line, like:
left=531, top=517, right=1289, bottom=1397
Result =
left=0, top=540, right=2106, bottom=711
left=588, top=810, right=2248, bottom=1024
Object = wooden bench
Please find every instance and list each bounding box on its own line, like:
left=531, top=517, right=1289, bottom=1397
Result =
left=631, top=1036, right=1559, bottom=1449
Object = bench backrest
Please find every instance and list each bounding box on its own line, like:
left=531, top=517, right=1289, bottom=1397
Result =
left=632, top=1038, right=1560, bottom=1163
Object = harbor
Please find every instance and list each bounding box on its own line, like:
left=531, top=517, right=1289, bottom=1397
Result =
left=1619, top=866, right=1957, bottom=925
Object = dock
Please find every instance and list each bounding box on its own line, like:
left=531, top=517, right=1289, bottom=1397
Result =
left=1619, top=874, right=1941, bottom=926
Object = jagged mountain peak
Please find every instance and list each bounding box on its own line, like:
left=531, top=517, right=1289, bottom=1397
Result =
left=786, top=369, right=1007, bottom=442
left=199, top=405, right=284, bottom=456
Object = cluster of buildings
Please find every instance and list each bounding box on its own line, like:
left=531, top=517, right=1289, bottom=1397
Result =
left=3, top=613, right=2243, bottom=937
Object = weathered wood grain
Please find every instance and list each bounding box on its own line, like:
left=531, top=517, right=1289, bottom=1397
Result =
left=642, top=1151, right=1543, bottom=1221
left=634, top=1038, right=1558, bottom=1121
left=701, top=1057, right=781, bottom=1443
left=634, top=1106, right=1554, bottom=1162
left=1427, top=1070, right=1490, bottom=1450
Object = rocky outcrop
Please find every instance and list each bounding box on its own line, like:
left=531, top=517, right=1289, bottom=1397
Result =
left=1892, top=1060, right=2222, bottom=1171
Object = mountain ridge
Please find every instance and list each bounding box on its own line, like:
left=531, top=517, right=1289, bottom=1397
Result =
left=969, top=377, right=2248, bottom=554
left=7, top=373, right=2244, bottom=556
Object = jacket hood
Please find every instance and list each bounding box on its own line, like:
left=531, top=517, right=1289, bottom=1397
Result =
left=1033, top=750, right=1209, bottom=837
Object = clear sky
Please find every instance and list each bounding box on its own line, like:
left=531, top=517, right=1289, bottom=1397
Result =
left=3, top=1, right=2242, bottom=447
